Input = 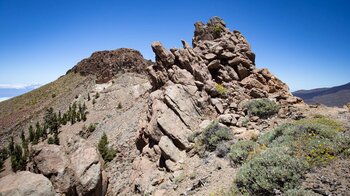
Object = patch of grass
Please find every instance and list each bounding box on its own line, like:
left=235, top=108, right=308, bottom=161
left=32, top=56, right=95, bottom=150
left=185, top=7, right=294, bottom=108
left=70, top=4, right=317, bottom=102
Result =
left=236, top=147, right=307, bottom=195
left=245, top=98, right=279, bottom=119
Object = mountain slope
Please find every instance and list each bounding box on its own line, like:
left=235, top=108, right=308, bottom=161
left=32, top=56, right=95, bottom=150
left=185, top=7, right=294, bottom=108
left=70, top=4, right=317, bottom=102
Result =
left=293, top=82, right=350, bottom=107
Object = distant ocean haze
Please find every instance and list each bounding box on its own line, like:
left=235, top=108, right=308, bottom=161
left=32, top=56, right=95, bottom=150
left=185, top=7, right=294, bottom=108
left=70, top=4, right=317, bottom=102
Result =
left=0, top=84, right=41, bottom=102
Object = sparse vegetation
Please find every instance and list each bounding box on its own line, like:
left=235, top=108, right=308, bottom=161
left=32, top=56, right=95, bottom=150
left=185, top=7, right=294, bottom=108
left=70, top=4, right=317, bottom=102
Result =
left=232, top=116, right=350, bottom=195
left=98, top=133, right=116, bottom=162
left=215, top=84, right=227, bottom=95
left=245, top=98, right=279, bottom=119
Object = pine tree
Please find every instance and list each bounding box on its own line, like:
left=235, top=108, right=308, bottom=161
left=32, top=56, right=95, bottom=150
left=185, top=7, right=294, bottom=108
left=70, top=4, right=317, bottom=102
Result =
left=62, top=113, right=68, bottom=125
left=8, top=136, right=14, bottom=155
left=58, top=110, right=62, bottom=124
left=21, top=131, right=25, bottom=143
left=11, top=144, right=26, bottom=172
left=44, top=107, right=60, bottom=133
left=98, top=133, right=116, bottom=162
left=53, top=133, right=60, bottom=145
left=29, top=125, right=35, bottom=142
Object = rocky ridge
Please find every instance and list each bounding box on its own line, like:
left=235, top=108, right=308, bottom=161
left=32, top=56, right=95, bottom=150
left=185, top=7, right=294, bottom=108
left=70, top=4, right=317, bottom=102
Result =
left=130, top=16, right=303, bottom=194
left=71, top=48, right=152, bottom=83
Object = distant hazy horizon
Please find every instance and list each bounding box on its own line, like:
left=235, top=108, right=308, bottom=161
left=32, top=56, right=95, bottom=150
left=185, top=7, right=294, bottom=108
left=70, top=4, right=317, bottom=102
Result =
left=1, top=0, right=349, bottom=99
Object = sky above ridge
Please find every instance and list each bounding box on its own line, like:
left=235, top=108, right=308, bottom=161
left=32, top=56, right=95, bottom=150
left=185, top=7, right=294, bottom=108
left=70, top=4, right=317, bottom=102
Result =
left=0, top=0, right=349, bottom=100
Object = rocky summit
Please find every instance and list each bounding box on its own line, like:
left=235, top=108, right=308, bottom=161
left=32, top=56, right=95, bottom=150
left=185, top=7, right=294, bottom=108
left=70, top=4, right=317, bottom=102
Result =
left=1, top=17, right=350, bottom=196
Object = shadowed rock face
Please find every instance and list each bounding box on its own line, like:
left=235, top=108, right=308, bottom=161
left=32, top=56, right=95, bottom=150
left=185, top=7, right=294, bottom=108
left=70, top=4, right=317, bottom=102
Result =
left=71, top=48, right=153, bottom=83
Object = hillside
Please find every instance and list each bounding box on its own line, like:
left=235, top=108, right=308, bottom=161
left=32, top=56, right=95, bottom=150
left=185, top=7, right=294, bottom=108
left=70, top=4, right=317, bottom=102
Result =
left=293, top=82, right=350, bottom=107
left=0, top=17, right=350, bottom=196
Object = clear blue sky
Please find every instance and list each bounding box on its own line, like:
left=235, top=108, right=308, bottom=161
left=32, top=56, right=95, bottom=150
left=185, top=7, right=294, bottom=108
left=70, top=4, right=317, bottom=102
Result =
left=0, top=0, right=349, bottom=91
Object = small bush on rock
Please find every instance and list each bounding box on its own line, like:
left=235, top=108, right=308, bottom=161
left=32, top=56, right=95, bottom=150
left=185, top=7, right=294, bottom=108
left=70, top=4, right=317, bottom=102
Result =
left=211, top=24, right=223, bottom=39
left=245, top=98, right=279, bottom=119
left=236, top=148, right=307, bottom=195
left=215, top=84, right=227, bottom=96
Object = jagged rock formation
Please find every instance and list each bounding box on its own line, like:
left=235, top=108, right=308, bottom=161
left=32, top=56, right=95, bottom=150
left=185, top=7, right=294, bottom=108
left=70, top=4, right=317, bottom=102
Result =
left=71, top=48, right=152, bottom=83
left=0, top=171, right=55, bottom=196
left=131, top=16, right=302, bottom=194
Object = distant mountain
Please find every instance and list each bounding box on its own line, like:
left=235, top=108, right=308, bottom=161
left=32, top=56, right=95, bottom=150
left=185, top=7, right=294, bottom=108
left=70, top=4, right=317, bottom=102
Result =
left=293, top=82, right=350, bottom=107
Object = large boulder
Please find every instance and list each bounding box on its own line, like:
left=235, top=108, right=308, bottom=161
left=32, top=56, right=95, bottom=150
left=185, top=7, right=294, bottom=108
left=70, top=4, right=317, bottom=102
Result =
left=0, top=171, right=55, bottom=196
left=70, top=146, right=102, bottom=196
left=158, top=136, right=186, bottom=163
left=31, top=137, right=105, bottom=196
left=157, top=106, right=193, bottom=150
left=32, top=144, right=73, bottom=194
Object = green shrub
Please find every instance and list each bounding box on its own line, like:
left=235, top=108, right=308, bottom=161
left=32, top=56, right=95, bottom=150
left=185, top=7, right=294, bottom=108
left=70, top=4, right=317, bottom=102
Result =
left=245, top=98, right=279, bottom=119
left=200, top=121, right=233, bottom=151
left=284, top=188, right=317, bottom=196
left=236, top=148, right=307, bottom=195
left=98, top=133, right=117, bottom=162
left=229, top=140, right=259, bottom=165
left=87, top=123, right=96, bottom=133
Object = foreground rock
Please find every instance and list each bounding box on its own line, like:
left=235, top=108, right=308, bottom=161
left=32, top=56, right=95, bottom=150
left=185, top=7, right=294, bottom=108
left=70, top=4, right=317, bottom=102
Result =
left=31, top=137, right=105, bottom=196
left=0, top=171, right=55, bottom=196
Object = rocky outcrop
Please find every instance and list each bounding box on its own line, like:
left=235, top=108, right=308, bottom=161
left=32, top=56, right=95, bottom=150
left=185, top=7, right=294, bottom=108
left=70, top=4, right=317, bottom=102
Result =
left=131, top=16, right=303, bottom=195
left=31, top=137, right=105, bottom=196
left=71, top=48, right=153, bottom=83
left=0, top=171, right=55, bottom=196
